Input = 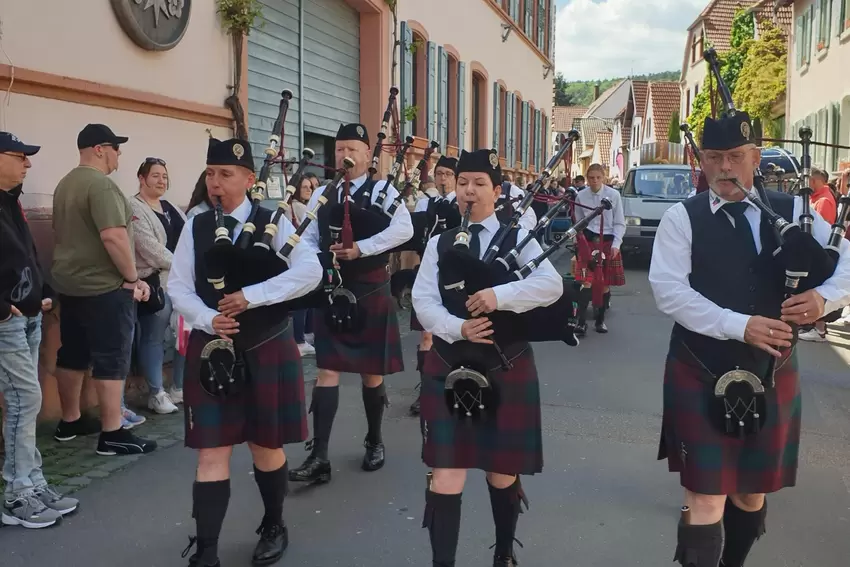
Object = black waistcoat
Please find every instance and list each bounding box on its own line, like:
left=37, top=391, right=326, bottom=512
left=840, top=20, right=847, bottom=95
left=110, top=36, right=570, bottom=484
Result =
left=192, top=207, right=290, bottom=344
left=317, top=178, right=389, bottom=278
left=495, top=183, right=514, bottom=224
left=672, top=190, right=795, bottom=377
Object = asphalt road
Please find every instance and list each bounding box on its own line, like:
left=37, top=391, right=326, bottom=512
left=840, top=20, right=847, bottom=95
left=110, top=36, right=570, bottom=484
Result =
left=3, top=261, right=850, bottom=567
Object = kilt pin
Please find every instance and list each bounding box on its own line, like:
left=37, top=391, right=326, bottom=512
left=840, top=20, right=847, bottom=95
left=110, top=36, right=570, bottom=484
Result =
left=182, top=323, right=309, bottom=450
left=658, top=345, right=801, bottom=495
left=419, top=345, right=543, bottom=476
left=574, top=235, right=626, bottom=287
left=312, top=268, right=405, bottom=376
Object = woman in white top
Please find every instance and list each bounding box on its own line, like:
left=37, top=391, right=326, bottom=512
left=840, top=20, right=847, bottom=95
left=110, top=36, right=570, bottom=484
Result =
left=291, top=174, right=316, bottom=356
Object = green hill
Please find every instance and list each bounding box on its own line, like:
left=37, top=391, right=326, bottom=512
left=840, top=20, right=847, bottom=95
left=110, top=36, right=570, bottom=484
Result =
left=555, top=71, right=680, bottom=106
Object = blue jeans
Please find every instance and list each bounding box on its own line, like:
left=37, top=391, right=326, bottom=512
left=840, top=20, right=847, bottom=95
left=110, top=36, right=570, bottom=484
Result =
left=0, top=313, right=47, bottom=499
left=293, top=309, right=312, bottom=343
left=137, top=294, right=174, bottom=395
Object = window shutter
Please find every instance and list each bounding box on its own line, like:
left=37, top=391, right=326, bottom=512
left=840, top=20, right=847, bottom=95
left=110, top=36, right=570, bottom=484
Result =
left=525, top=0, right=534, bottom=37
left=831, top=102, right=841, bottom=170
left=814, top=0, right=822, bottom=45
left=457, top=62, right=467, bottom=152
left=400, top=22, right=414, bottom=139
left=823, top=0, right=832, bottom=47
left=427, top=41, right=438, bottom=140
left=542, top=114, right=549, bottom=162
left=521, top=101, right=529, bottom=169
left=438, top=46, right=449, bottom=150
left=537, top=2, right=546, bottom=50
left=533, top=110, right=540, bottom=170
left=493, top=82, right=501, bottom=150
left=506, top=94, right=514, bottom=167
left=548, top=0, right=555, bottom=60
left=808, top=4, right=815, bottom=60
left=833, top=0, right=842, bottom=37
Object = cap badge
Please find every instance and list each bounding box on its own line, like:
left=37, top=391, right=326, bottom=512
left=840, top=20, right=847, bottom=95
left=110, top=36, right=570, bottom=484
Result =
left=489, top=152, right=499, bottom=168
left=740, top=121, right=751, bottom=140
left=10, top=134, right=20, bottom=142
left=232, top=143, right=245, bottom=158
left=356, top=125, right=365, bottom=137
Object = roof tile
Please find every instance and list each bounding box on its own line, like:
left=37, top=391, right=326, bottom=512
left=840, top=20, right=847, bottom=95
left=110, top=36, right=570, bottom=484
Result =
left=648, top=82, right=682, bottom=141
left=553, top=105, right=588, bottom=132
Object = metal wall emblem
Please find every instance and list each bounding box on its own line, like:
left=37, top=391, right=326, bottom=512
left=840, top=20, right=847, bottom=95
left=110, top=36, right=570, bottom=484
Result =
left=111, top=0, right=192, bottom=52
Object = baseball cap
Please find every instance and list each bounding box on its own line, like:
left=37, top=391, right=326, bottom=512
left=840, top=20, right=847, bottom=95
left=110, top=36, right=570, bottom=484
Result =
left=0, top=131, right=40, bottom=156
left=77, top=124, right=129, bottom=149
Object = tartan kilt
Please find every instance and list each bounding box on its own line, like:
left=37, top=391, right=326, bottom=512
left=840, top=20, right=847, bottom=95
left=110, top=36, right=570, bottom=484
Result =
left=183, top=323, right=308, bottom=450
left=419, top=345, right=543, bottom=475
left=658, top=346, right=801, bottom=495
left=313, top=271, right=404, bottom=376
left=574, top=237, right=626, bottom=287
left=410, top=307, right=424, bottom=332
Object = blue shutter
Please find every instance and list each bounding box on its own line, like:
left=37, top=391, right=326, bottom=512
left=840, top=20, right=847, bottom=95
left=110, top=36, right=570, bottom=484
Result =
left=504, top=93, right=513, bottom=167
left=511, top=0, right=519, bottom=20
left=833, top=0, right=843, bottom=38
left=400, top=22, right=414, bottom=139
left=795, top=16, right=803, bottom=68
left=543, top=115, right=549, bottom=161
left=532, top=110, right=539, bottom=170
left=814, top=0, right=822, bottom=48
left=549, top=0, right=556, bottom=60
left=525, top=0, right=534, bottom=37
left=537, top=111, right=543, bottom=170
left=521, top=101, right=529, bottom=168
left=823, top=0, right=832, bottom=47
left=493, top=83, right=501, bottom=150
left=437, top=46, right=448, bottom=149
left=457, top=62, right=467, bottom=152
left=427, top=41, right=438, bottom=140
left=537, top=2, right=546, bottom=50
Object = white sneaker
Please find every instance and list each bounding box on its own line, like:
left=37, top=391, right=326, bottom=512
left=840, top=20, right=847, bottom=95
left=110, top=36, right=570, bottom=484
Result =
left=798, top=329, right=827, bottom=342
left=304, top=333, right=315, bottom=344
left=148, top=390, right=179, bottom=414
left=298, top=342, right=316, bottom=357
left=167, top=387, right=183, bottom=404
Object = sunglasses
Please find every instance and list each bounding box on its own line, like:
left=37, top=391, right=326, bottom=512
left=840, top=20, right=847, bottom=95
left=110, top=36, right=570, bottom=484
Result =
left=145, top=157, right=166, bottom=166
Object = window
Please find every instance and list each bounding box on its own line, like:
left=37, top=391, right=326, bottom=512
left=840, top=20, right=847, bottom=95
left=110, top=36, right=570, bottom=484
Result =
left=686, top=89, right=691, bottom=118
left=796, top=6, right=814, bottom=68
left=694, top=83, right=699, bottom=99
left=691, top=29, right=704, bottom=64
left=447, top=54, right=459, bottom=148
left=499, top=86, right=508, bottom=158
left=472, top=72, right=485, bottom=149
left=412, top=31, right=428, bottom=138
left=816, top=0, right=831, bottom=51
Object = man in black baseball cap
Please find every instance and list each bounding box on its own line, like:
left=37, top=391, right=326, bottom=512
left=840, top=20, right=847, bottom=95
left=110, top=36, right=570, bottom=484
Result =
left=76, top=123, right=129, bottom=150
left=0, top=131, right=41, bottom=157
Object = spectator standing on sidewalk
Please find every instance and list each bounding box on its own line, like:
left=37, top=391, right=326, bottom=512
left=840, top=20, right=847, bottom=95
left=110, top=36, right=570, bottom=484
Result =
left=50, top=123, right=158, bottom=456
left=0, top=131, right=79, bottom=528
left=130, top=157, right=186, bottom=412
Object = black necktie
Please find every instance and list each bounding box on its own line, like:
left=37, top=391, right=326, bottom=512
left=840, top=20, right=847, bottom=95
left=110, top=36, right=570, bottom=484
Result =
left=722, top=202, right=757, bottom=257
left=224, top=215, right=239, bottom=241
left=468, top=224, right=485, bottom=259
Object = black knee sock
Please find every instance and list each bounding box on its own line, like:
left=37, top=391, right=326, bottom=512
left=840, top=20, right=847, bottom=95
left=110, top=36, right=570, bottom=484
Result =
left=595, top=292, right=611, bottom=324
left=423, top=490, right=462, bottom=567
left=310, top=386, right=339, bottom=460
left=674, top=519, right=725, bottom=567
left=488, top=477, right=526, bottom=559
left=416, top=350, right=427, bottom=373
left=720, top=499, right=767, bottom=567
left=363, top=382, right=387, bottom=445
left=577, top=287, right=591, bottom=325
left=192, top=479, right=231, bottom=565
left=253, top=463, right=289, bottom=526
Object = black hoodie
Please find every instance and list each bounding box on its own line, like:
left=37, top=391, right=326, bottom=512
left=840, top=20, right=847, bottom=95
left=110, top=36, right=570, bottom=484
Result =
left=0, top=184, right=53, bottom=319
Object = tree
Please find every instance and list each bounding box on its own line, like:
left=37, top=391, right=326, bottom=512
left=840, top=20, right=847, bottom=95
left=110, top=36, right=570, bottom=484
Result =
left=734, top=22, right=787, bottom=142
left=554, top=73, right=577, bottom=106
left=687, top=7, right=755, bottom=141
left=668, top=110, right=681, bottom=143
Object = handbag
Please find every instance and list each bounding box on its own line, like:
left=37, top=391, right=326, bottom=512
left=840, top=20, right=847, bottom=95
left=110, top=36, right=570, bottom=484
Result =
left=137, top=271, right=166, bottom=315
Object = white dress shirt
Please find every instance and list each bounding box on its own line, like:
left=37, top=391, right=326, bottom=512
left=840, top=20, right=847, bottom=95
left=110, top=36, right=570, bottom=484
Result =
left=649, top=188, right=850, bottom=342
left=301, top=172, right=413, bottom=256
left=168, top=197, right=323, bottom=336
left=412, top=213, right=563, bottom=344
left=573, top=185, right=626, bottom=248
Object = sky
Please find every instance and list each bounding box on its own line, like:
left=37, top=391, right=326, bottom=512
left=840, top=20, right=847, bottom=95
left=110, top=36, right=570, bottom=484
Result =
left=554, top=0, right=707, bottom=81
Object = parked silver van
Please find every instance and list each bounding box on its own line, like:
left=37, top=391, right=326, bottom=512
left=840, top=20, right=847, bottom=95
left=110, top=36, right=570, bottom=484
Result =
left=620, top=164, right=697, bottom=256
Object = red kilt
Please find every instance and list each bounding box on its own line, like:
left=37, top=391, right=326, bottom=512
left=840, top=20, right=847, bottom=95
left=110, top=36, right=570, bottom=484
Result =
left=419, top=345, right=543, bottom=475
left=410, top=307, right=424, bottom=332
left=313, top=269, right=404, bottom=376
left=574, top=235, right=625, bottom=287
left=183, top=324, right=308, bottom=450
left=658, top=346, right=801, bottom=495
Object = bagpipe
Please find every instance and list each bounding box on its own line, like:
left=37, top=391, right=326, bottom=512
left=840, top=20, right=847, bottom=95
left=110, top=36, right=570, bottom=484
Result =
left=201, top=89, right=353, bottom=396
left=679, top=123, right=709, bottom=193
left=391, top=139, right=441, bottom=254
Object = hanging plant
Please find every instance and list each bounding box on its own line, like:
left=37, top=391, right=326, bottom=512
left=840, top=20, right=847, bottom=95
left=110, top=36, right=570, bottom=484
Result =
left=403, top=106, right=419, bottom=123
left=216, top=0, right=265, bottom=139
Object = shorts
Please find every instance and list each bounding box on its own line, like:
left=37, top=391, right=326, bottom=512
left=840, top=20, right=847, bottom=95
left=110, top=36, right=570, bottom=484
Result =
left=56, top=288, right=136, bottom=379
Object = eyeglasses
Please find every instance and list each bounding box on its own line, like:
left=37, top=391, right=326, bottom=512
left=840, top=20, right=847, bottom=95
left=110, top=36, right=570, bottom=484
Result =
left=702, top=151, right=749, bottom=165
left=1, top=152, right=28, bottom=161
left=145, top=157, right=166, bottom=166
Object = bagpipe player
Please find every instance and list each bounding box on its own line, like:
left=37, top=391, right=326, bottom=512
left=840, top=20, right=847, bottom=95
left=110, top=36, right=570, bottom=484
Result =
left=168, top=138, right=322, bottom=567
left=411, top=148, right=563, bottom=567
left=649, top=112, right=850, bottom=567
left=409, top=154, right=458, bottom=416
left=290, top=123, right=413, bottom=483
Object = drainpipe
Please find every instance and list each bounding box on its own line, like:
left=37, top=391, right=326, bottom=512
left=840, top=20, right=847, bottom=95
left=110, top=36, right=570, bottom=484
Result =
left=298, top=0, right=305, bottom=152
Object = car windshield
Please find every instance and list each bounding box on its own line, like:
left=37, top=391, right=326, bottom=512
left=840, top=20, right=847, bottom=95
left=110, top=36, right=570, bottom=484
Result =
left=624, top=169, right=696, bottom=198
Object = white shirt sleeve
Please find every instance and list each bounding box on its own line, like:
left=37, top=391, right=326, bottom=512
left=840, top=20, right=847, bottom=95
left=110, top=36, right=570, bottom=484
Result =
left=357, top=180, right=415, bottom=256
left=414, top=196, right=430, bottom=213
left=411, top=236, right=467, bottom=344
left=300, top=185, right=325, bottom=254
left=492, top=229, right=562, bottom=312
left=800, top=198, right=850, bottom=313
left=241, top=213, right=323, bottom=307
left=611, top=189, right=627, bottom=249
left=167, top=217, right=219, bottom=336
left=648, top=203, right=751, bottom=342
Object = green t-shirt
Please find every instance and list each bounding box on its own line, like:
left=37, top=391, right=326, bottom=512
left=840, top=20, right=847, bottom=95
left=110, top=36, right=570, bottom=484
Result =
left=51, top=166, right=135, bottom=296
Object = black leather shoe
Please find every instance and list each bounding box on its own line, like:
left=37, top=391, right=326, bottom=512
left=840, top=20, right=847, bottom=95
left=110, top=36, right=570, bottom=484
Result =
left=362, top=439, right=385, bottom=471
left=409, top=394, right=421, bottom=416
left=575, top=322, right=587, bottom=337
left=182, top=536, right=220, bottom=567
left=288, top=455, right=331, bottom=484
left=252, top=522, right=288, bottom=565
left=493, top=553, right=518, bottom=566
